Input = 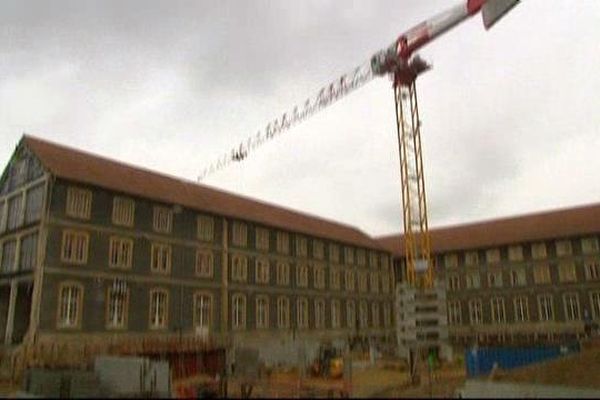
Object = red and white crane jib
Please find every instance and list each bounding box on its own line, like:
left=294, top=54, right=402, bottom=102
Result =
left=197, top=0, right=519, bottom=181
left=370, top=0, right=519, bottom=76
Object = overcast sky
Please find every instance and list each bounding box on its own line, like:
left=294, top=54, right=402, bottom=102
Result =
left=1, top=0, right=599, bottom=237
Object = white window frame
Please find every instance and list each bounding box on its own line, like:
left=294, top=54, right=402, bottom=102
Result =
left=537, top=294, right=554, bottom=322
left=256, top=295, right=270, bottom=329
left=558, top=262, right=577, bottom=283
left=276, top=231, right=289, bottom=254
left=255, top=257, right=270, bottom=284
left=195, top=249, right=214, bottom=278
left=231, top=254, right=248, bottom=282
left=555, top=240, right=573, bottom=257
left=61, top=230, right=89, bottom=265
left=508, top=245, right=523, bottom=262
left=255, top=227, right=269, bottom=251
left=468, top=299, right=483, bottom=325
left=296, top=262, right=308, bottom=288
left=277, top=296, right=290, bottom=329
left=582, top=237, right=600, bottom=255
left=232, top=222, right=248, bottom=247
left=563, top=292, right=580, bottom=321
left=57, top=282, right=84, bottom=329
left=112, top=196, right=135, bottom=227
left=197, top=215, right=214, bottom=242
left=66, top=187, right=92, bottom=220
left=149, top=288, right=169, bottom=329
left=193, top=292, right=213, bottom=330
left=277, top=261, right=290, bottom=286
left=531, top=242, right=547, bottom=260
left=448, top=300, right=462, bottom=325
left=466, top=271, right=481, bottom=289
left=150, top=242, right=172, bottom=274
left=109, top=236, right=133, bottom=269
left=490, top=297, right=506, bottom=324
left=533, top=264, right=551, bottom=285
left=513, top=296, right=529, bottom=323
left=232, top=293, right=246, bottom=330
left=329, top=244, right=339, bottom=263
left=486, top=248, right=500, bottom=264
left=584, top=259, right=600, bottom=281
left=106, top=286, right=129, bottom=330
left=297, top=297, right=309, bottom=329
left=295, top=236, right=307, bottom=257
left=152, top=206, right=173, bottom=234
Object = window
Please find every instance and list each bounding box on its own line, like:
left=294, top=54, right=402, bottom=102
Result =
left=276, top=232, right=289, bottom=254
left=344, top=247, right=354, bottom=264
left=314, top=299, right=325, bottom=329
left=370, top=272, right=379, bottom=293
left=66, top=187, right=92, bottom=220
left=357, top=249, right=366, bottom=266
left=448, top=301, right=462, bottom=325
left=468, top=299, right=483, bottom=325
left=465, top=271, right=481, bottom=289
left=490, top=297, right=506, bottom=324
left=151, top=243, right=171, bottom=274
left=330, top=267, right=341, bottom=290
left=256, top=296, right=269, bottom=329
left=383, top=303, right=392, bottom=327
left=555, top=240, right=572, bottom=257
left=313, top=240, right=324, bottom=259
left=58, top=282, right=83, bottom=329
left=277, top=261, right=290, bottom=286
left=331, top=300, right=341, bottom=329
left=112, top=197, right=135, bottom=227
left=232, top=222, right=248, bottom=247
left=313, top=264, right=325, bottom=289
left=196, top=250, right=214, bottom=278
left=486, top=249, right=500, bottom=264
left=296, top=262, right=308, bottom=287
left=25, top=184, right=44, bottom=224
left=153, top=206, right=172, bottom=234
left=444, top=254, right=458, bottom=269
left=582, top=237, right=599, bottom=255
left=296, top=236, right=307, bottom=257
left=487, top=271, right=503, bottom=288
left=509, top=269, right=526, bottom=287
left=329, top=244, right=339, bottom=262
left=585, top=260, right=600, bottom=281
left=106, top=284, right=129, bottom=329
left=537, top=294, right=554, bottom=321
left=0, top=200, right=6, bottom=233
left=197, top=215, right=214, bottom=242
left=371, top=303, right=380, bottom=327
left=563, top=293, right=580, bottom=321
left=255, top=257, right=270, bottom=284
left=109, top=237, right=133, bottom=269
left=1, top=240, right=16, bottom=273
left=381, top=272, right=390, bottom=293
left=346, top=300, right=356, bottom=328
left=232, top=293, right=246, bottom=330
left=358, top=271, right=368, bottom=293
left=255, top=227, right=269, bottom=251
left=531, top=242, right=547, bottom=259
left=61, top=230, right=89, bottom=264
left=297, top=297, right=309, bottom=329
left=513, top=296, right=529, bottom=323
left=558, top=262, right=577, bottom=283
left=465, top=251, right=479, bottom=266
left=447, top=274, right=460, bottom=291
left=19, top=233, right=38, bottom=271
left=590, top=292, right=600, bottom=319
left=193, top=293, right=212, bottom=330
left=533, top=264, right=551, bottom=284
left=7, top=195, right=23, bottom=230
left=345, top=269, right=355, bottom=291
left=369, top=252, right=378, bottom=268
left=277, top=296, right=290, bottom=328
left=359, top=301, right=369, bottom=328
left=149, top=289, right=168, bottom=329
left=231, top=254, right=248, bottom=282
left=381, top=255, right=389, bottom=270
left=508, top=245, right=523, bottom=262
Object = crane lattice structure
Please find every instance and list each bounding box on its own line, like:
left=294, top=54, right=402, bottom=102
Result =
left=198, top=0, right=520, bottom=289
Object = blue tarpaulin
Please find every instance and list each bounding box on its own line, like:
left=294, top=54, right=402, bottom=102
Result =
left=465, top=342, right=580, bottom=377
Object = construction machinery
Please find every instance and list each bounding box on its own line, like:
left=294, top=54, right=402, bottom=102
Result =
left=198, top=0, right=521, bottom=384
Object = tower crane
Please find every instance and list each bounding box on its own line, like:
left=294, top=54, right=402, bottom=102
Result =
left=198, top=0, right=520, bottom=289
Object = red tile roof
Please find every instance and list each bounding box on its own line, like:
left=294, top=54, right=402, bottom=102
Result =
left=377, top=203, right=600, bottom=257
left=23, top=135, right=384, bottom=250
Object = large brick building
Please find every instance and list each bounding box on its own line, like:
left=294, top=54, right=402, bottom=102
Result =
left=378, top=205, right=600, bottom=348
left=0, top=135, right=394, bottom=366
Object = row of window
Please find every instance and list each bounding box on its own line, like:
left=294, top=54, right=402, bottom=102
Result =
left=232, top=221, right=387, bottom=267
left=56, top=282, right=393, bottom=331
left=0, top=184, right=44, bottom=234
left=446, top=261, right=600, bottom=291
left=0, top=232, right=39, bottom=273
left=447, top=292, right=600, bottom=325
left=230, top=254, right=392, bottom=293
left=443, top=237, right=600, bottom=268
left=59, top=230, right=393, bottom=292
left=64, top=186, right=388, bottom=268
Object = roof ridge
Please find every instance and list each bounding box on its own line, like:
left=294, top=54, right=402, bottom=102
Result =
left=376, top=202, right=600, bottom=239
left=23, top=134, right=382, bottom=247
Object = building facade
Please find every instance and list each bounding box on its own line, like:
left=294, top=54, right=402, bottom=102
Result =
left=378, top=205, right=600, bottom=349
left=0, top=136, right=395, bottom=366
